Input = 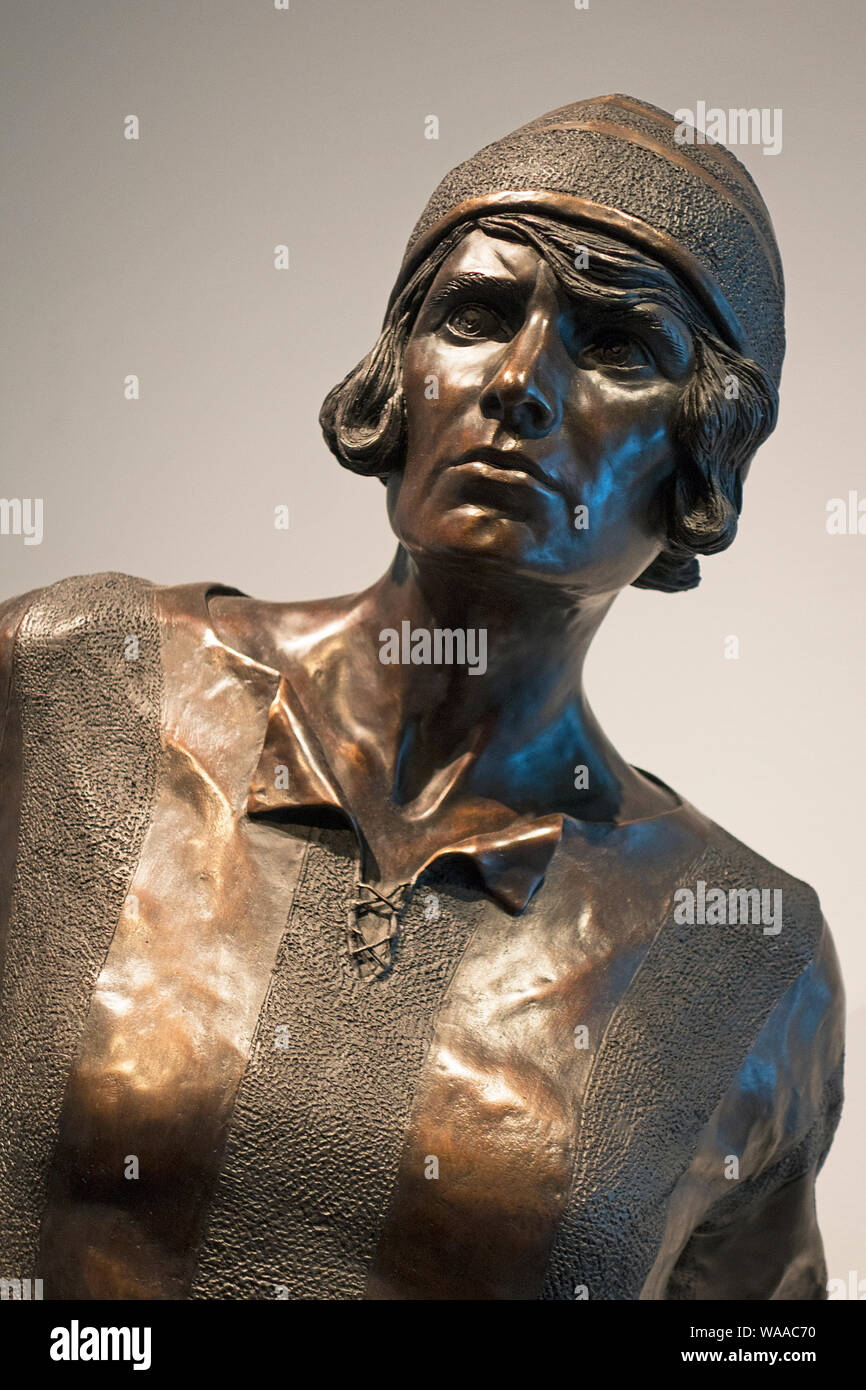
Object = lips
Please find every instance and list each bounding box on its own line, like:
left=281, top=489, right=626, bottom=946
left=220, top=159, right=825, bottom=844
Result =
left=453, top=446, right=560, bottom=494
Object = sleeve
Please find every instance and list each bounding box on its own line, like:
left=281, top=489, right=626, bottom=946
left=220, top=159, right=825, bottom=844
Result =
left=0, top=587, right=44, bottom=973
left=663, top=916, right=845, bottom=1300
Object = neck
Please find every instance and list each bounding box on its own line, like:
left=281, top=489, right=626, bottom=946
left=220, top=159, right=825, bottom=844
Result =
left=354, top=546, right=649, bottom=822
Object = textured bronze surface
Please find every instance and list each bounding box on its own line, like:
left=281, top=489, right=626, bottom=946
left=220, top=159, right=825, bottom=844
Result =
left=393, top=92, right=785, bottom=384
left=37, top=585, right=307, bottom=1298
left=0, top=92, right=845, bottom=1300
left=0, top=574, right=845, bottom=1300
left=388, top=188, right=752, bottom=354
left=366, top=813, right=711, bottom=1299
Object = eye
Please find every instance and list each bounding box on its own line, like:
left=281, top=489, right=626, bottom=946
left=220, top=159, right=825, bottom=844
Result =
left=445, top=302, right=506, bottom=341
left=584, top=333, right=653, bottom=371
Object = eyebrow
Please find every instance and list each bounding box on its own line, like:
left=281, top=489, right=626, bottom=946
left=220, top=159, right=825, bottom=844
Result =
left=424, top=270, right=523, bottom=312
left=611, top=303, right=693, bottom=364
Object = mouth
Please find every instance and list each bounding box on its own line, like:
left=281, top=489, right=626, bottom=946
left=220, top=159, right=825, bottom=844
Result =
left=452, top=446, right=560, bottom=494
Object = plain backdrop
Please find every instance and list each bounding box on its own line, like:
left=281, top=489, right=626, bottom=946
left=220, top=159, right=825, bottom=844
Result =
left=2, top=0, right=863, bottom=1288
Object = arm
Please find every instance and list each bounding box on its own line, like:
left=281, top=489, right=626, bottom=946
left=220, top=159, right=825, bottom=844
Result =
left=0, top=588, right=44, bottom=984
left=663, top=918, right=845, bottom=1300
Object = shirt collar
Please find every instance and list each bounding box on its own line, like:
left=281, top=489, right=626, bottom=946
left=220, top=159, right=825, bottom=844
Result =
left=198, top=582, right=688, bottom=918
left=245, top=672, right=565, bottom=915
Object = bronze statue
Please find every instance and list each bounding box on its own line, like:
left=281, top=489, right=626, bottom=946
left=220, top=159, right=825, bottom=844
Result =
left=0, top=94, right=844, bottom=1300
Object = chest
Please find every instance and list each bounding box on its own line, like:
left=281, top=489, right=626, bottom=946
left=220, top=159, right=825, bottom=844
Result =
left=41, top=822, right=686, bottom=1299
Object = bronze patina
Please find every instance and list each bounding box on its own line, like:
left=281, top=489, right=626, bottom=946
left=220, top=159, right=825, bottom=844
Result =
left=0, top=95, right=844, bottom=1300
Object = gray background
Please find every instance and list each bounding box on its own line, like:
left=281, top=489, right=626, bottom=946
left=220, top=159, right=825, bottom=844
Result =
left=2, top=0, right=863, bottom=1287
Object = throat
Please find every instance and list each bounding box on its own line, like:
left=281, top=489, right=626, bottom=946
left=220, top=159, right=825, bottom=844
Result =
left=392, top=713, right=486, bottom=817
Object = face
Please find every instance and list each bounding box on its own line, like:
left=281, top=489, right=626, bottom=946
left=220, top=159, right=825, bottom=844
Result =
left=387, top=229, right=696, bottom=596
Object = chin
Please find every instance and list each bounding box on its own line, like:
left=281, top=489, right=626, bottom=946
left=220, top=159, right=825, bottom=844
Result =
left=408, top=505, right=547, bottom=564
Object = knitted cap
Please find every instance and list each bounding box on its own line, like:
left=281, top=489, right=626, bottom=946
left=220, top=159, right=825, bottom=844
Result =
left=390, top=94, right=785, bottom=385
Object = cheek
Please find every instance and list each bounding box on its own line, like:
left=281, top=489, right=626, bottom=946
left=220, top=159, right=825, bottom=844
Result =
left=391, top=339, right=455, bottom=524
left=403, top=336, right=483, bottom=445
left=572, top=385, right=680, bottom=530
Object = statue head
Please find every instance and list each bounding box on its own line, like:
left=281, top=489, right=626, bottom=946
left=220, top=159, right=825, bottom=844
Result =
left=320, top=95, right=784, bottom=595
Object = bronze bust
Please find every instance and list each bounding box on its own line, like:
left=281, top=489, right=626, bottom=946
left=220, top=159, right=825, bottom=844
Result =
left=0, top=94, right=844, bottom=1300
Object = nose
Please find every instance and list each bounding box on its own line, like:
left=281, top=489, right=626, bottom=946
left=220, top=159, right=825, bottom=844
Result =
left=479, top=310, right=561, bottom=439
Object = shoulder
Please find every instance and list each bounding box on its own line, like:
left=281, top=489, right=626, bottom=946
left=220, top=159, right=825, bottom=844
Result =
left=625, top=807, right=844, bottom=1133
left=0, top=573, right=248, bottom=748
left=1, top=574, right=160, bottom=739
left=0, top=577, right=180, bottom=968
left=683, top=911, right=845, bottom=1249
left=0, top=572, right=247, bottom=672
left=0, top=569, right=165, bottom=725
left=678, top=813, right=829, bottom=967
left=0, top=586, right=45, bottom=738
left=0, top=570, right=364, bottom=735
left=1, top=571, right=157, bottom=656
left=727, top=914, right=844, bottom=1139
left=206, top=588, right=367, bottom=671
left=677, top=815, right=845, bottom=1158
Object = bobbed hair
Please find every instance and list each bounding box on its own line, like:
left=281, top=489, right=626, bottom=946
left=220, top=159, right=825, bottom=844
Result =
left=319, top=213, right=779, bottom=592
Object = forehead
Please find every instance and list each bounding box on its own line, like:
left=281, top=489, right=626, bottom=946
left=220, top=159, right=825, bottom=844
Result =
left=421, top=224, right=697, bottom=337
left=428, top=228, right=547, bottom=287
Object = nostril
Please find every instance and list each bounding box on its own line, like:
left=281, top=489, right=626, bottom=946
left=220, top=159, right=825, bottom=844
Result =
left=479, top=385, right=506, bottom=422
left=487, top=393, right=555, bottom=439
left=527, top=396, right=554, bottom=430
